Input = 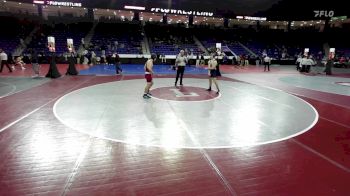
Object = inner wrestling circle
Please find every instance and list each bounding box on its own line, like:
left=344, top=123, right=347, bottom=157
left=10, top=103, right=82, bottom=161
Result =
left=53, top=78, right=318, bottom=148
left=150, top=86, right=220, bottom=102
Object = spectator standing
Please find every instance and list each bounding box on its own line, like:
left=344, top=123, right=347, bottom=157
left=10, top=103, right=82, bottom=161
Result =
left=0, top=49, right=12, bottom=73
left=31, top=49, right=40, bottom=77
left=115, top=53, right=122, bottom=75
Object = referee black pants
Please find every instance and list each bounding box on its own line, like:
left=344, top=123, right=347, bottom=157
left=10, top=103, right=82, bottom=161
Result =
left=175, top=66, right=185, bottom=85
left=0, top=60, right=12, bottom=72
left=264, top=62, right=270, bottom=71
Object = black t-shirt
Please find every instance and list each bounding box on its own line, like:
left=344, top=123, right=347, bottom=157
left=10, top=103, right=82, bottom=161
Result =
left=115, top=54, right=120, bottom=63
left=31, top=51, right=39, bottom=64
left=108, top=55, right=115, bottom=64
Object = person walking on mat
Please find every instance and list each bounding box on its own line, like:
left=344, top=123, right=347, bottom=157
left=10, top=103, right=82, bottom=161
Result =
left=143, top=54, right=157, bottom=99
left=207, top=54, right=220, bottom=94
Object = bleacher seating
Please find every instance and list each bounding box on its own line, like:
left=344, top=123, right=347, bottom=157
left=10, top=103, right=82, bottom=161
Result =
left=90, top=22, right=143, bottom=55
left=146, top=24, right=200, bottom=55
left=27, top=22, right=92, bottom=55
left=0, top=14, right=348, bottom=64
left=227, top=43, right=247, bottom=56
left=0, top=17, right=34, bottom=55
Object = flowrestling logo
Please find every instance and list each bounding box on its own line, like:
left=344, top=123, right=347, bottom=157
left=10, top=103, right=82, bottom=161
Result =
left=33, top=0, right=82, bottom=7
left=314, top=10, right=335, bottom=18
left=150, top=8, right=214, bottom=17
left=47, top=1, right=82, bottom=7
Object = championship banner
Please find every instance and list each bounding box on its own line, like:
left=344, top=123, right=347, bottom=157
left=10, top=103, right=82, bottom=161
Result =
left=329, top=48, right=335, bottom=59
left=67, top=39, right=74, bottom=52
left=48, top=36, right=55, bottom=52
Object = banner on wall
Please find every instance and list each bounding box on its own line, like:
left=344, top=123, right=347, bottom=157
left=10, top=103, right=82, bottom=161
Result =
left=329, top=48, right=335, bottom=59
left=48, top=36, right=55, bottom=52
left=150, top=8, right=214, bottom=17
left=236, top=16, right=267, bottom=21
left=33, top=0, right=82, bottom=7
left=67, top=39, right=73, bottom=52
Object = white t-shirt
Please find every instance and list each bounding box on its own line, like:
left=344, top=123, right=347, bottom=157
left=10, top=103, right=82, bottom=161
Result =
left=176, top=55, right=188, bottom=66
left=296, top=57, right=302, bottom=64
left=0, top=52, right=8, bottom=61
left=300, top=58, right=308, bottom=65
left=301, top=58, right=314, bottom=66
left=305, top=59, right=315, bottom=65
left=264, top=56, right=271, bottom=63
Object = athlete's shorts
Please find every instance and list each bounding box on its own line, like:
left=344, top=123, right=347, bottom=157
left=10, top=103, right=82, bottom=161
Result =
left=209, top=70, right=217, bottom=78
left=145, top=74, right=152, bottom=82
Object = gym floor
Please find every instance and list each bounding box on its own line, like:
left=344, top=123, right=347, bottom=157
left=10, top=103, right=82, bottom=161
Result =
left=0, top=64, right=349, bottom=196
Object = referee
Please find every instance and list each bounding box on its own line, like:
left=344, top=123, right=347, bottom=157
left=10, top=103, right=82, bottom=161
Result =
left=174, top=50, right=188, bottom=86
left=263, top=55, right=271, bottom=72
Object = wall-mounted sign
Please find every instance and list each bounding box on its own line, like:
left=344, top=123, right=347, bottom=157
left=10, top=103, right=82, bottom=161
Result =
left=33, top=0, right=45, bottom=4
left=48, top=36, right=55, bottom=52
left=33, top=0, right=82, bottom=7
left=331, top=16, right=347, bottom=20
left=67, top=39, right=73, bottom=52
left=150, top=8, right=214, bottom=17
left=236, top=16, right=267, bottom=21
left=124, top=5, right=145, bottom=11
left=329, top=48, right=335, bottom=59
